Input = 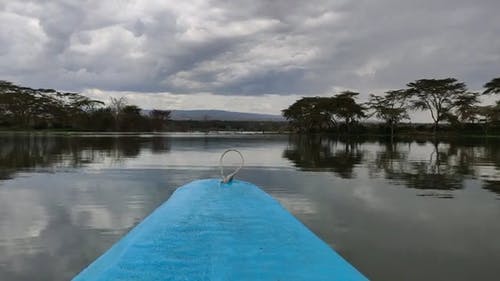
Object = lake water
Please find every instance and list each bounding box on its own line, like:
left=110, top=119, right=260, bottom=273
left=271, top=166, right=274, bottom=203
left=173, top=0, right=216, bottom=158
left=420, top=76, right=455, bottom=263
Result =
left=0, top=133, right=499, bottom=281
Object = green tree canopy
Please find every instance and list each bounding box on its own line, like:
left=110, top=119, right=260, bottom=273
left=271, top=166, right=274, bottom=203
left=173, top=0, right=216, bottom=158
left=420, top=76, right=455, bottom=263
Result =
left=282, top=92, right=365, bottom=133
left=0, top=80, right=103, bottom=128
left=282, top=97, right=332, bottom=132
left=407, top=78, right=467, bottom=133
left=328, top=91, right=366, bottom=133
left=483, top=77, right=500, bottom=95
left=150, top=110, right=172, bottom=131
left=451, top=92, right=480, bottom=124
left=476, top=101, right=500, bottom=135
left=367, top=89, right=409, bottom=138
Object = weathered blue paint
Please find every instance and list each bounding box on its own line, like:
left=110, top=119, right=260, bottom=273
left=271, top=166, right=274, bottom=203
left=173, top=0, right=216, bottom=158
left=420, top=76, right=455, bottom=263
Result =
left=73, top=179, right=368, bottom=281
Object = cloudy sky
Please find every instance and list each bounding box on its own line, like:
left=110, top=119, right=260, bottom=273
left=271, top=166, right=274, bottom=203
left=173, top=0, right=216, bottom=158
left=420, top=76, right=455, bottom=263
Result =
left=1, top=0, right=499, bottom=116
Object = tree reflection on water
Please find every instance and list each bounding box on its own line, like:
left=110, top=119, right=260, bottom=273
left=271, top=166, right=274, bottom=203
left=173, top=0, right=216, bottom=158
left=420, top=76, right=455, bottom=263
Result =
left=283, top=135, right=500, bottom=197
left=374, top=141, right=467, bottom=191
left=0, top=134, right=170, bottom=180
left=283, top=135, right=364, bottom=179
left=2, top=133, right=500, bottom=198
left=482, top=180, right=500, bottom=196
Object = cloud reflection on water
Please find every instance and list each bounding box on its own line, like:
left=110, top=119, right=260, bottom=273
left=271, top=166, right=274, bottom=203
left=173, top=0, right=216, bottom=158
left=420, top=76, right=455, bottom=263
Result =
left=1, top=134, right=500, bottom=280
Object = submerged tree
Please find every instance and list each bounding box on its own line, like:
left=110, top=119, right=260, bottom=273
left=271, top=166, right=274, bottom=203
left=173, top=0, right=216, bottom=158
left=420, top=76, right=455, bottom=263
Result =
left=406, top=78, right=468, bottom=134
left=367, top=89, right=409, bottom=139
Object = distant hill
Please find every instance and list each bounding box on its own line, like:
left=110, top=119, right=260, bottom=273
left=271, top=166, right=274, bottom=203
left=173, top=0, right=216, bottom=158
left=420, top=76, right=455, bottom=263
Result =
left=144, top=109, right=285, bottom=121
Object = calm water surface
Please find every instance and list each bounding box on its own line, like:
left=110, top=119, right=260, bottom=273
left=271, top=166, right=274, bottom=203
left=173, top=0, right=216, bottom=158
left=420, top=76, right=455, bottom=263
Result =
left=0, top=133, right=499, bottom=281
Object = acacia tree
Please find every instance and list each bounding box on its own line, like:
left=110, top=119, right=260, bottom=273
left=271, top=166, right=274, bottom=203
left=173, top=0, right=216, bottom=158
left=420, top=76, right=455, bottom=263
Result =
left=476, top=101, right=500, bottom=135
left=328, top=91, right=365, bottom=133
left=367, top=89, right=409, bottom=139
left=282, top=97, right=333, bottom=132
left=150, top=109, right=171, bottom=131
left=0, top=81, right=103, bottom=128
left=478, top=77, right=500, bottom=134
left=483, top=77, right=500, bottom=95
left=119, top=105, right=145, bottom=131
left=0, top=81, right=43, bottom=127
left=282, top=92, right=365, bottom=133
left=451, top=92, right=480, bottom=124
left=407, top=78, right=467, bottom=134
left=44, top=91, right=104, bottom=128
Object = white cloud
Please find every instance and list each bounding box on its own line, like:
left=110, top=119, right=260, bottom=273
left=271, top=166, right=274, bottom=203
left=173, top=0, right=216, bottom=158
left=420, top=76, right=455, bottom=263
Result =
left=83, top=88, right=302, bottom=115
left=0, top=10, right=48, bottom=72
left=1, top=0, right=499, bottom=117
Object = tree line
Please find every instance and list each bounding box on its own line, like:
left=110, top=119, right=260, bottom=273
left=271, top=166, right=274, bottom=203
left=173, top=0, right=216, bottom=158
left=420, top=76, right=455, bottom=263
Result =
left=0, top=80, right=171, bottom=131
left=283, top=77, right=500, bottom=136
left=0, top=80, right=287, bottom=132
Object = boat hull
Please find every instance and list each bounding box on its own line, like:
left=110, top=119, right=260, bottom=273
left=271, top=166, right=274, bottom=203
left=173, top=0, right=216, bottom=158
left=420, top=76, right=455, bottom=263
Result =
left=73, top=179, right=368, bottom=280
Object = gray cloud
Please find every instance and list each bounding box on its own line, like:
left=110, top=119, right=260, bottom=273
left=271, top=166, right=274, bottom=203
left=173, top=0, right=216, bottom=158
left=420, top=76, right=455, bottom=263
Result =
left=1, top=0, right=499, bottom=99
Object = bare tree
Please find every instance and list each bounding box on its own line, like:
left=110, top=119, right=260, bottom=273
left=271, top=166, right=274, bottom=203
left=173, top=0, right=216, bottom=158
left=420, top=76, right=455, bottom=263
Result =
left=109, top=97, right=128, bottom=131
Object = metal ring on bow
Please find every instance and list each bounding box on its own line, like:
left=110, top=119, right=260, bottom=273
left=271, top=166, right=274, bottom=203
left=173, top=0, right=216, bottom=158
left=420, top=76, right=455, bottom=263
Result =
left=219, top=149, right=244, bottom=184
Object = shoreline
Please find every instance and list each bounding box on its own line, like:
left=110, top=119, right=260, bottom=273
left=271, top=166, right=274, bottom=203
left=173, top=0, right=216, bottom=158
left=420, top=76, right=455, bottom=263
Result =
left=0, top=130, right=499, bottom=139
